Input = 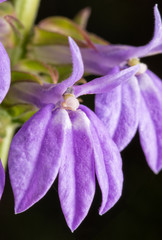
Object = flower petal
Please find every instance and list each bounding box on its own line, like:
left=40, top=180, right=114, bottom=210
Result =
left=48, top=37, right=84, bottom=99
left=147, top=69, right=162, bottom=92
left=27, top=6, right=162, bottom=76
left=80, top=105, right=123, bottom=215
left=0, top=159, right=5, bottom=199
left=9, top=104, right=70, bottom=213
left=11, top=37, right=84, bottom=107
left=95, top=86, right=122, bottom=137
left=138, top=72, right=162, bottom=173
left=58, top=110, right=95, bottom=231
left=79, top=5, right=162, bottom=74
left=0, top=41, right=10, bottom=103
left=95, top=76, right=140, bottom=151
left=74, top=65, right=139, bottom=97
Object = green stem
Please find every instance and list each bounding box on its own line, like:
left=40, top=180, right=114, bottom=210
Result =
left=0, top=124, right=18, bottom=170
left=11, top=0, right=41, bottom=62
left=13, top=0, right=41, bottom=39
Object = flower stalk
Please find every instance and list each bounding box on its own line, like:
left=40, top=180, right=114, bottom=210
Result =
left=13, top=0, right=40, bottom=38
left=11, top=0, right=40, bottom=62
left=0, top=123, right=18, bottom=169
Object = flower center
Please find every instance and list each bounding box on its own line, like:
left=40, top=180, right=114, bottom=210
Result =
left=128, top=57, right=147, bottom=75
left=61, top=93, right=80, bottom=111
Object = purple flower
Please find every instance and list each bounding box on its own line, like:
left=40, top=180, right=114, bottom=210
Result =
left=0, top=39, right=11, bottom=199
left=0, top=41, right=11, bottom=104
left=8, top=37, right=138, bottom=231
left=81, top=5, right=162, bottom=174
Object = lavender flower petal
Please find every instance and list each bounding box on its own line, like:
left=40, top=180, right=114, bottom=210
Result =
left=49, top=37, right=84, bottom=98
left=80, top=105, right=123, bottom=214
left=9, top=104, right=71, bottom=213
left=138, top=72, right=162, bottom=173
left=95, top=86, right=122, bottom=137
left=12, top=37, right=84, bottom=107
left=59, top=110, right=95, bottom=231
left=96, top=76, right=140, bottom=151
left=0, top=41, right=10, bottom=103
left=0, top=159, right=5, bottom=199
left=74, top=65, right=139, bottom=97
left=147, top=69, right=162, bottom=92
left=80, top=5, right=162, bottom=74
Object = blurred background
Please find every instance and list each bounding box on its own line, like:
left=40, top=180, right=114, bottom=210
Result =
left=0, top=0, right=162, bottom=239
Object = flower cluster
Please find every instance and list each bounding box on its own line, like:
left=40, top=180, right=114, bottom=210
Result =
left=0, top=0, right=161, bottom=233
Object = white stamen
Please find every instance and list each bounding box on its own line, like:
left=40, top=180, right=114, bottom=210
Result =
left=136, top=63, right=147, bottom=75
left=128, top=58, right=147, bottom=75
left=62, top=94, right=79, bottom=111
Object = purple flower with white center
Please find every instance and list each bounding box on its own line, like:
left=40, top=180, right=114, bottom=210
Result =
left=8, top=37, right=139, bottom=231
left=80, top=5, right=162, bottom=174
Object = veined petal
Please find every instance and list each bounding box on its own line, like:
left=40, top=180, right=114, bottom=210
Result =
left=58, top=110, right=95, bottom=232
left=95, top=86, right=122, bottom=137
left=0, top=159, right=5, bottom=199
left=148, top=43, right=162, bottom=56
left=74, top=65, right=139, bottom=97
left=0, top=41, right=11, bottom=103
left=9, top=104, right=70, bottom=213
left=110, top=77, right=140, bottom=151
left=138, top=72, right=162, bottom=173
left=80, top=105, right=123, bottom=215
left=147, top=69, right=162, bottom=92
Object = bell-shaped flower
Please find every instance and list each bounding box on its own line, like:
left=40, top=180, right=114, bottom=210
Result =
left=82, top=5, right=162, bottom=174
left=8, top=37, right=138, bottom=231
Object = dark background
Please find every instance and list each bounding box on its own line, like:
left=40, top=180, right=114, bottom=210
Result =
left=1, top=0, right=162, bottom=239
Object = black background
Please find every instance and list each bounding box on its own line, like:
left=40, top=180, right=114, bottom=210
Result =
left=1, top=0, right=162, bottom=239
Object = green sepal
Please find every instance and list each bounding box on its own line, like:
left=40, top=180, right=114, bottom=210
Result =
left=0, top=108, right=12, bottom=138
left=11, top=71, right=43, bottom=84
left=31, top=27, right=69, bottom=46
left=0, top=2, right=15, bottom=16
left=0, top=2, right=24, bottom=53
left=38, top=17, right=88, bottom=42
left=73, top=7, right=91, bottom=29
left=35, top=16, right=108, bottom=45
left=14, top=59, right=59, bottom=84
left=0, top=108, right=17, bottom=169
left=6, top=104, right=37, bottom=123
